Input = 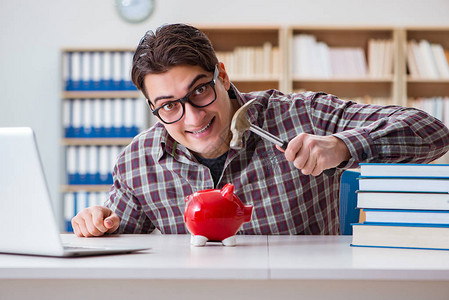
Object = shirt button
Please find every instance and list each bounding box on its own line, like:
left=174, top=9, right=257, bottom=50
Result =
left=361, top=152, right=368, bottom=160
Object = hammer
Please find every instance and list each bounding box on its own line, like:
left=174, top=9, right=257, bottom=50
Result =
left=230, top=99, right=336, bottom=176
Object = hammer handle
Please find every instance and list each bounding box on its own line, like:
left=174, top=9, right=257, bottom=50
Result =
left=249, top=124, right=336, bottom=176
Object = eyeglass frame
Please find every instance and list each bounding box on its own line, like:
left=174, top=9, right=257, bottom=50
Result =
left=147, top=65, right=219, bottom=124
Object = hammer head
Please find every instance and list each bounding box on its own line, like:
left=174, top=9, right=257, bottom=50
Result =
left=229, top=99, right=257, bottom=149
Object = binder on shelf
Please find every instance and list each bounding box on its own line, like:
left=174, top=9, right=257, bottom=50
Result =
left=66, top=146, right=120, bottom=185
left=66, top=146, right=77, bottom=185
left=64, top=51, right=137, bottom=91
left=64, top=193, right=75, bottom=232
left=64, top=98, right=145, bottom=138
left=99, top=146, right=111, bottom=185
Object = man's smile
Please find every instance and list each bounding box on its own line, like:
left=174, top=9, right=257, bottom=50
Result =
left=186, top=117, right=215, bottom=135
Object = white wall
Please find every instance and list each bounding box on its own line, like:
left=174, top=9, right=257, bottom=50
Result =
left=1, top=0, right=449, bottom=225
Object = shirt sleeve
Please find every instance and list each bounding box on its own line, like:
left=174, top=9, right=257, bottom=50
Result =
left=306, top=92, right=449, bottom=168
left=105, top=162, right=156, bottom=234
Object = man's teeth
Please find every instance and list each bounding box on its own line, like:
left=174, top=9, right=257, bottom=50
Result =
left=191, top=120, right=212, bottom=134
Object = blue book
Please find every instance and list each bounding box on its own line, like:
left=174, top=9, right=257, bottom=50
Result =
left=351, top=222, right=449, bottom=250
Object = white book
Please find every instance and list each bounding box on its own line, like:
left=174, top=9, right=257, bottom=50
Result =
left=383, top=40, right=394, bottom=76
left=93, top=99, right=102, bottom=129
left=78, top=146, right=88, bottom=179
left=352, top=223, right=449, bottom=250
left=354, top=47, right=368, bottom=77
left=76, top=191, right=88, bottom=214
left=92, top=52, right=101, bottom=82
left=63, top=100, right=71, bottom=129
left=271, top=47, right=280, bottom=76
left=419, top=39, right=440, bottom=78
left=357, top=191, right=449, bottom=210
left=431, top=44, right=449, bottom=78
left=82, top=100, right=92, bottom=134
left=102, top=51, right=112, bottom=81
left=87, top=192, right=99, bottom=208
left=123, top=51, right=133, bottom=81
left=64, top=193, right=75, bottom=222
left=364, top=209, right=449, bottom=224
left=72, top=99, right=82, bottom=130
left=124, top=98, right=134, bottom=128
left=70, top=52, right=81, bottom=82
left=103, top=99, right=113, bottom=129
left=434, top=97, right=444, bottom=123
left=66, top=146, right=77, bottom=176
left=406, top=41, right=420, bottom=78
left=109, top=146, right=122, bottom=170
left=62, top=52, right=70, bottom=83
left=410, top=40, right=427, bottom=78
left=317, top=41, right=331, bottom=78
left=88, top=146, right=98, bottom=176
left=263, top=42, right=272, bottom=76
left=135, top=98, right=148, bottom=129
left=360, top=163, right=449, bottom=177
left=444, top=97, right=449, bottom=128
left=81, top=52, right=91, bottom=83
left=359, top=177, right=449, bottom=193
left=367, top=39, right=376, bottom=77
left=113, top=99, right=123, bottom=128
left=99, top=146, right=110, bottom=181
left=112, top=52, right=122, bottom=82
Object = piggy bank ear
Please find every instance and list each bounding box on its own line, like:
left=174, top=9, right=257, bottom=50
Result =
left=221, top=183, right=234, bottom=201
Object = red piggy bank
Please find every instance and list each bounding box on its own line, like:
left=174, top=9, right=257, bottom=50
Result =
left=184, top=183, right=253, bottom=247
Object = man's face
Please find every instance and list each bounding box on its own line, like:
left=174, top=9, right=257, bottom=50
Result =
left=144, top=64, right=237, bottom=159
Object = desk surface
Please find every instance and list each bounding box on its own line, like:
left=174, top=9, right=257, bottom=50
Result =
left=1, top=234, right=449, bottom=281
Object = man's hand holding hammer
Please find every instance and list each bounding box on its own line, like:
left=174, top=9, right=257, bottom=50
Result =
left=277, top=133, right=351, bottom=177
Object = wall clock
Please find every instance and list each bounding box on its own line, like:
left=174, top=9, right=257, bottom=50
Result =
left=115, top=0, right=155, bottom=23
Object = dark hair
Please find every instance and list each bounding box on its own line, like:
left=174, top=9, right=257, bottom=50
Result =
left=131, top=23, right=219, bottom=99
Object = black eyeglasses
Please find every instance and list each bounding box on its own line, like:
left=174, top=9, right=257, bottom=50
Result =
left=147, top=66, right=219, bottom=124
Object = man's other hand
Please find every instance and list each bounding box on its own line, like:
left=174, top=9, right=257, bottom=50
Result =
left=71, top=206, right=120, bottom=237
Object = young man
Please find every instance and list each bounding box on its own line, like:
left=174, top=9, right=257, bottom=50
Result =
left=72, top=23, right=449, bottom=237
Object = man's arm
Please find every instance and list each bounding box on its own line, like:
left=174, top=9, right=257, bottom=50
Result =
left=277, top=92, right=449, bottom=175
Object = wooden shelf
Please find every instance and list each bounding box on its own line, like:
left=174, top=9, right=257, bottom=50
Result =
left=61, top=185, right=111, bottom=193
left=62, top=91, right=142, bottom=99
left=61, top=138, right=133, bottom=146
left=406, top=78, right=449, bottom=83
left=292, top=76, right=394, bottom=83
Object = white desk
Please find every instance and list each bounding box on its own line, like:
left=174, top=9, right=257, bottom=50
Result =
left=1, top=234, right=449, bottom=300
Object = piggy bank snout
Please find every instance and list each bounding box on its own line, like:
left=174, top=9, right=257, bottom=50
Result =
left=243, top=205, right=253, bottom=223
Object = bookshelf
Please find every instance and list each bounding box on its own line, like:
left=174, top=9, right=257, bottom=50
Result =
left=403, top=27, right=449, bottom=99
left=286, top=26, right=401, bottom=105
left=199, top=25, right=285, bottom=92
left=61, top=48, right=149, bottom=231
left=402, top=27, right=449, bottom=163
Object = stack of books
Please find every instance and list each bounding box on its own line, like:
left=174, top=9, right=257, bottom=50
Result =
left=351, top=163, right=449, bottom=250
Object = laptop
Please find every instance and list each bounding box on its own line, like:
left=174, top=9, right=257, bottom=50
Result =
left=0, top=127, right=150, bottom=257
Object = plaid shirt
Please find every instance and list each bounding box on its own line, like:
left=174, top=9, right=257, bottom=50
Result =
left=106, top=87, right=449, bottom=235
